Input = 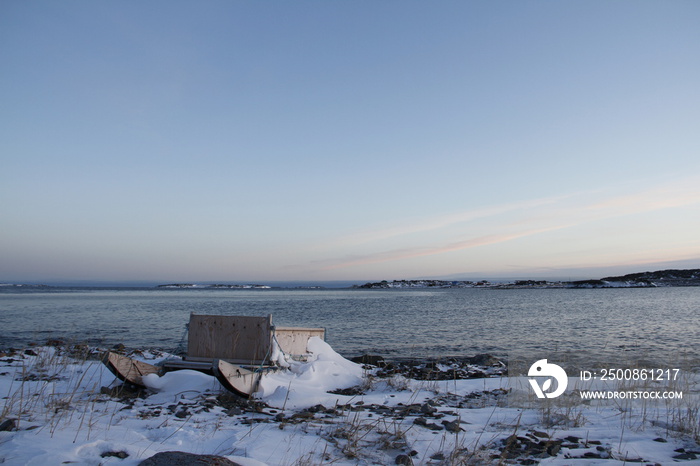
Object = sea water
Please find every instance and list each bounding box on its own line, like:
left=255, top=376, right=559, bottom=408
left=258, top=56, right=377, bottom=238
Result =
left=1, top=286, right=698, bottom=370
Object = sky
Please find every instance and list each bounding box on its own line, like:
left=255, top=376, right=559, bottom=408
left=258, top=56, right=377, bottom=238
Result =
left=1, top=1, right=699, bottom=284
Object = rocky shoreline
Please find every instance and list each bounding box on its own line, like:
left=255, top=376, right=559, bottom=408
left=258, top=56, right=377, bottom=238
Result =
left=2, top=341, right=699, bottom=465
left=355, top=268, right=700, bottom=289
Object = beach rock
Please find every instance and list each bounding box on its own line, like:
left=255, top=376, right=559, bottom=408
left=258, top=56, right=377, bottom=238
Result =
left=306, top=404, right=326, bottom=413
left=352, top=354, right=384, bottom=364
left=226, top=406, right=243, bottom=416
left=413, top=417, right=443, bottom=430
left=547, top=443, right=561, bottom=456
left=139, top=451, right=242, bottom=465
left=100, top=384, right=145, bottom=399
left=395, top=454, right=413, bottom=465
left=442, top=419, right=464, bottom=433
left=467, top=354, right=500, bottom=366
left=101, top=451, right=129, bottom=459
left=329, top=385, right=366, bottom=396
left=673, top=452, right=698, bottom=460
left=0, top=419, right=16, bottom=431
left=420, top=402, right=436, bottom=415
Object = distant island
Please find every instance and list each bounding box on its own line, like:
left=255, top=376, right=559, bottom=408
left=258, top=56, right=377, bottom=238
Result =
left=157, top=283, right=272, bottom=289
left=354, top=268, right=700, bottom=289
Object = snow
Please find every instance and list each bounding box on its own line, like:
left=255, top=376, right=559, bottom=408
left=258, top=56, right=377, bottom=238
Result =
left=1, top=344, right=699, bottom=465
left=258, top=337, right=364, bottom=410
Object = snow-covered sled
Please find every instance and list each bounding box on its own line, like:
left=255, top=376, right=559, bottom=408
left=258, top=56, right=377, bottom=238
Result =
left=102, top=314, right=325, bottom=397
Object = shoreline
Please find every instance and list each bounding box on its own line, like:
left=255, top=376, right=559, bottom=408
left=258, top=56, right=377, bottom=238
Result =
left=2, top=342, right=699, bottom=465
left=4, top=338, right=699, bottom=376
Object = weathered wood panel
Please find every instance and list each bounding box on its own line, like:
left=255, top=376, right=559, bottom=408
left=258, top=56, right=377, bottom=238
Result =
left=275, top=327, right=325, bottom=358
left=187, top=314, right=272, bottom=363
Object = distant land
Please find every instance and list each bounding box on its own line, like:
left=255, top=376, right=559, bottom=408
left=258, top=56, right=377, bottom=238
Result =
left=354, top=268, right=700, bottom=289
left=157, top=283, right=272, bottom=289
left=2, top=269, right=699, bottom=290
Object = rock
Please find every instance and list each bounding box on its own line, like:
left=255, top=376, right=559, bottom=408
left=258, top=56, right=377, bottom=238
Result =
left=291, top=411, right=314, bottom=420
left=547, top=443, right=561, bottom=456
left=329, top=385, right=365, bottom=396
left=100, top=384, right=144, bottom=399
left=101, top=451, right=129, bottom=459
left=441, top=419, right=464, bottom=433
left=351, top=354, right=385, bottom=366
left=45, top=339, right=65, bottom=347
left=139, top=451, right=242, bottom=466
left=420, top=403, right=436, bottom=415
left=674, top=453, right=699, bottom=460
left=306, top=404, right=325, bottom=413
left=413, top=417, right=443, bottom=430
left=0, top=419, right=16, bottom=431
left=226, top=406, right=243, bottom=416
left=395, top=454, right=413, bottom=465
left=467, top=354, right=500, bottom=366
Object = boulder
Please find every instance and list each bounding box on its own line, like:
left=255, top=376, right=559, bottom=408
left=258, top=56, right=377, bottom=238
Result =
left=139, top=451, right=242, bottom=466
left=351, top=354, right=385, bottom=366
left=467, top=354, right=500, bottom=366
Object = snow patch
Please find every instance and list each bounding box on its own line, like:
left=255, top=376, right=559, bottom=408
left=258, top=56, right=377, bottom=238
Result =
left=257, top=336, right=364, bottom=409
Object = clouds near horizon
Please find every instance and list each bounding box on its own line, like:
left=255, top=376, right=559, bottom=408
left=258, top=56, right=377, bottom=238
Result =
left=302, top=176, right=700, bottom=277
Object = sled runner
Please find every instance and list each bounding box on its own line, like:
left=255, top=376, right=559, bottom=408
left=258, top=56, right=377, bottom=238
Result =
left=102, top=351, right=160, bottom=386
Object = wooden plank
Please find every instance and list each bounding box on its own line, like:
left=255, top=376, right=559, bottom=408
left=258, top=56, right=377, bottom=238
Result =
left=102, top=352, right=160, bottom=387
left=275, top=327, right=325, bottom=358
left=187, top=314, right=272, bottom=363
left=182, top=356, right=271, bottom=365
left=160, top=359, right=214, bottom=373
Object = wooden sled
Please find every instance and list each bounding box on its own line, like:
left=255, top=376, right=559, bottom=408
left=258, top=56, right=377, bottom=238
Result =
left=102, top=351, right=161, bottom=387
left=102, top=314, right=324, bottom=398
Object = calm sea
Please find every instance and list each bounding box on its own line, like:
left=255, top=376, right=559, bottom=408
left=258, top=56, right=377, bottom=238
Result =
left=1, top=286, right=698, bottom=371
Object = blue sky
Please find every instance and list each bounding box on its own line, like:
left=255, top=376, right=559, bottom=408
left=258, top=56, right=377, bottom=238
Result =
left=2, top=1, right=699, bottom=284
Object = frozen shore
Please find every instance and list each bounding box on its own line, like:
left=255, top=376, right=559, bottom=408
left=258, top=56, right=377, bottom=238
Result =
left=1, top=342, right=699, bottom=465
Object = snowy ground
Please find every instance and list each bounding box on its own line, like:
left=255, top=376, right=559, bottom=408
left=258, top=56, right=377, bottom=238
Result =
left=1, top=341, right=699, bottom=465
